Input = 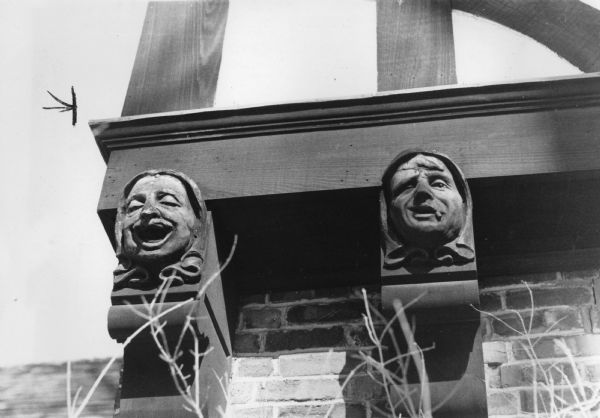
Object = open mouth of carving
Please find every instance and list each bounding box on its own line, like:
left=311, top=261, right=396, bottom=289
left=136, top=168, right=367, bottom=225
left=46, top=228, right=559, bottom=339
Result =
left=133, top=222, right=173, bottom=247
left=410, top=206, right=441, bottom=220
left=410, top=205, right=436, bottom=214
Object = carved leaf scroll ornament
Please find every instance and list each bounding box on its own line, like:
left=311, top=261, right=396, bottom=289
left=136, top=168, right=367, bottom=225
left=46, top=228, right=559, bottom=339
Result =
left=113, top=169, right=208, bottom=290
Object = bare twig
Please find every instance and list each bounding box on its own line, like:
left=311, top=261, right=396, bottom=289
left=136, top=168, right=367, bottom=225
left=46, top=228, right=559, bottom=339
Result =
left=67, top=236, right=237, bottom=418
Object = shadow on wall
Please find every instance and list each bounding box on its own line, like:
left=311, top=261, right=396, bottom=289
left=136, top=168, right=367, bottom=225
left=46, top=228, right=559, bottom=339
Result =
left=337, top=309, right=486, bottom=418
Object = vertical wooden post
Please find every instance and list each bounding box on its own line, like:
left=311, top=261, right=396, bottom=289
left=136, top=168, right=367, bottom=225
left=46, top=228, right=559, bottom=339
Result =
left=122, top=1, right=229, bottom=116
left=376, top=0, right=456, bottom=91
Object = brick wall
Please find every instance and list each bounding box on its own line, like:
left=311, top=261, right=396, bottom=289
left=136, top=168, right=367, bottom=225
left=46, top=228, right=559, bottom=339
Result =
left=228, top=268, right=600, bottom=417
left=4, top=269, right=598, bottom=417
left=480, top=268, right=600, bottom=417
left=228, top=287, right=382, bottom=417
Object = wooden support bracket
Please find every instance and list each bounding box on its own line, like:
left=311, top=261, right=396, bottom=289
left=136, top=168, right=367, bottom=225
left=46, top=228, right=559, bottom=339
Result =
left=107, top=213, right=231, bottom=418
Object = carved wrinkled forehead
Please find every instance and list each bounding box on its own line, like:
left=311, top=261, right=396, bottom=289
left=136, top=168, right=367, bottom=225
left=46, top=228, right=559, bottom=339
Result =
left=398, top=154, right=447, bottom=172
left=127, top=174, right=190, bottom=202
left=382, top=151, right=468, bottom=203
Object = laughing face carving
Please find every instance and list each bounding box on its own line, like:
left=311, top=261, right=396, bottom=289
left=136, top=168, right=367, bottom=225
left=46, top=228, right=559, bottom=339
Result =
left=113, top=170, right=208, bottom=290
left=381, top=150, right=475, bottom=268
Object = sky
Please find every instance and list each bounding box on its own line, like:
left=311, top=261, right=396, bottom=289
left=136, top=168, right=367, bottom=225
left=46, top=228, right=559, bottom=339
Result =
left=0, top=0, right=593, bottom=367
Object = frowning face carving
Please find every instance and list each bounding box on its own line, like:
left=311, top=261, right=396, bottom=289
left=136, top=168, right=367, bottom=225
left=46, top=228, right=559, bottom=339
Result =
left=388, top=155, right=465, bottom=250
left=114, top=170, right=207, bottom=290
left=381, top=150, right=474, bottom=268
left=122, top=175, right=196, bottom=264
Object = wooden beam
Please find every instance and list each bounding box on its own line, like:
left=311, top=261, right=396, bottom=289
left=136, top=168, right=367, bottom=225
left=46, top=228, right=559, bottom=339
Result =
left=453, top=0, right=600, bottom=72
left=377, top=0, right=456, bottom=90
left=122, top=1, right=229, bottom=116
left=90, top=75, right=600, bottom=211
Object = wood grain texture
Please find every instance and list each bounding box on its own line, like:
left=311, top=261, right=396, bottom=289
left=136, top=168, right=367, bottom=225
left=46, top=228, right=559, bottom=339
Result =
left=377, top=0, right=456, bottom=91
left=122, top=0, right=228, bottom=116
left=453, top=0, right=600, bottom=72
left=97, top=104, right=600, bottom=210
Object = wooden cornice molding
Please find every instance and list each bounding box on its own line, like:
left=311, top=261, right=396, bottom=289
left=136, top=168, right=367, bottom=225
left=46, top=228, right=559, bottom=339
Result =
left=90, top=74, right=600, bottom=163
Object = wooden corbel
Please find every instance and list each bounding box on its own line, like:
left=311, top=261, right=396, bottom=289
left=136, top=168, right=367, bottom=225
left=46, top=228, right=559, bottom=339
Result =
left=379, top=150, right=486, bottom=418
left=106, top=169, right=231, bottom=418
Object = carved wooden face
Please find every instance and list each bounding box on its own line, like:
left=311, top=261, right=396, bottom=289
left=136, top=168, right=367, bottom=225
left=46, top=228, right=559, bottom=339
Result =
left=121, top=174, right=197, bottom=264
left=387, top=154, right=465, bottom=250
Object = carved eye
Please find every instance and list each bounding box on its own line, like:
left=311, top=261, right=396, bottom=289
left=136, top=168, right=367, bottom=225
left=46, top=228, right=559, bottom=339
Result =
left=394, top=180, right=416, bottom=197
left=431, top=179, right=449, bottom=189
left=126, top=200, right=143, bottom=213
left=159, top=194, right=181, bottom=207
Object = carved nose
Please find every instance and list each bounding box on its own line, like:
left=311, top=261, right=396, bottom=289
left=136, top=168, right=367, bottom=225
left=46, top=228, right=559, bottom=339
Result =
left=140, top=204, right=159, bottom=220
left=413, top=182, right=433, bottom=204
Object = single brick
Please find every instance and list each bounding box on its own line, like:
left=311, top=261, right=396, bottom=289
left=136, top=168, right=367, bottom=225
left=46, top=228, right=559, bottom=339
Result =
left=512, top=338, right=567, bottom=360
left=234, top=333, right=261, bottom=353
left=564, top=334, right=600, bottom=356
left=228, top=406, right=273, bottom=418
left=483, top=341, right=508, bottom=365
left=520, top=387, right=594, bottom=413
left=286, top=301, right=365, bottom=324
left=343, top=374, right=384, bottom=401
left=255, top=378, right=341, bottom=401
left=279, top=351, right=358, bottom=377
left=500, top=363, right=577, bottom=387
left=505, top=287, right=593, bottom=309
left=480, top=317, right=494, bottom=341
left=486, top=391, right=520, bottom=415
left=542, top=307, right=583, bottom=331
left=561, top=268, right=599, bottom=281
left=485, top=364, right=501, bottom=389
left=269, top=289, right=315, bottom=303
left=239, top=293, right=267, bottom=306
left=592, top=307, right=600, bottom=333
left=584, top=364, right=600, bottom=383
left=243, top=308, right=282, bottom=329
left=278, top=403, right=366, bottom=418
left=490, top=311, right=545, bottom=337
left=480, top=292, right=502, bottom=311
left=482, top=271, right=560, bottom=288
left=265, top=327, right=346, bottom=352
left=228, top=380, right=255, bottom=404
left=490, top=307, right=582, bottom=339
left=235, top=357, right=273, bottom=377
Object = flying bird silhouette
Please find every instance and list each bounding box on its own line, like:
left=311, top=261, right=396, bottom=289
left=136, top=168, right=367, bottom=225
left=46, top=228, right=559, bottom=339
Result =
left=43, top=86, right=77, bottom=126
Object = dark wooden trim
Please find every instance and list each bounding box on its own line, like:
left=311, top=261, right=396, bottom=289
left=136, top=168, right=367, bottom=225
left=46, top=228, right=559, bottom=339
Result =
left=479, top=247, right=600, bottom=280
left=90, top=74, right=600, bottom=162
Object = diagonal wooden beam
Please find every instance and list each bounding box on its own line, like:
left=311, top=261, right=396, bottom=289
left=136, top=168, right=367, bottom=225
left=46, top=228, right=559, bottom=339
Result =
left=122, top=0, right=229, bottom=116
left=377, top=0, right=456, bottom=91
